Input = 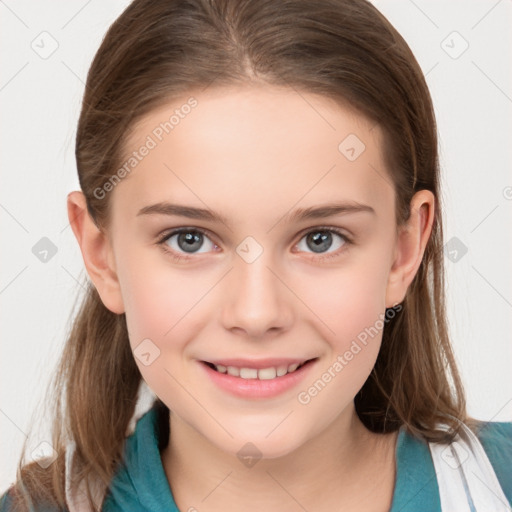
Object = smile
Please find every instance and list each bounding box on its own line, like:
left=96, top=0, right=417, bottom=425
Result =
left=199, top=358, right=318, bottom=399
left=203, top=360, right=313, bottom=380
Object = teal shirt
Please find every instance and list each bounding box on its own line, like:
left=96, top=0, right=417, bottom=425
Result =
left=2, top=405, right=511, bottom=511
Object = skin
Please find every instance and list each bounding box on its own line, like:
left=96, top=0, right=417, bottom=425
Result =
left=68, top=84, right=435, bottom=512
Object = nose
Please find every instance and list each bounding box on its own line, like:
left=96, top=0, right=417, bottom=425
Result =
left=220, top=248, right=294, bottom=339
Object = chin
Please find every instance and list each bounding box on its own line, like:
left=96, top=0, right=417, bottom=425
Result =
left=219, top=429, right=305, bottom=462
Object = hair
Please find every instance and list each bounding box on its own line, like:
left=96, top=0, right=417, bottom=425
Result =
left=5, top=0, right=481, bottom=510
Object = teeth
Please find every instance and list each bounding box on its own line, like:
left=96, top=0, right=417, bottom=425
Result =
left=240, top=367, right=258, bottom=379
left=276, top=365, right=288, bottom=377
left=227, top=366, right=239, bottom=376
left=258, top=367, right=277, bottom=380
left=212, top=361, right=307, bottom=379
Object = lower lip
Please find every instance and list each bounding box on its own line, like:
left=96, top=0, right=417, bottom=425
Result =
left=199, top=359, right=317, bottom=399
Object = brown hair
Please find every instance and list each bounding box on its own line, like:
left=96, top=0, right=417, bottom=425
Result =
left=6, top=0, right=479, bottom=509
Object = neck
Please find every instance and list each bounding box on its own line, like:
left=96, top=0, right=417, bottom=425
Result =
left=160, top=403, right=398, bottom=512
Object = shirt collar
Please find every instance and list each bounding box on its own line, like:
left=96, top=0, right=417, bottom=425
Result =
left=390, top=425, right=441, bottom=511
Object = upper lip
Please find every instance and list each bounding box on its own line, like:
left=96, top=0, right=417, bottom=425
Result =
left=201, top=357, right=316, bottom=369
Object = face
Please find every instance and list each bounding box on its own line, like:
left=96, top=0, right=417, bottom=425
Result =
left=104, top=84, right=403, bottom=458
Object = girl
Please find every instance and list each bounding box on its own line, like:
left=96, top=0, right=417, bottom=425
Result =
left=2, top=0, right=511, bottom=511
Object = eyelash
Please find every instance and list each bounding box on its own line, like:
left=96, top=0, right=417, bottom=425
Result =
left=155, top=226, right=353, bottom=263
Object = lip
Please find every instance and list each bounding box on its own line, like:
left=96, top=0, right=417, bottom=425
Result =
left=198, top=357, right=318, bottom=399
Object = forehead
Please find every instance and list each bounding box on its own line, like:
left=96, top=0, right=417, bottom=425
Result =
left=111, top=85, right=393, bottom=224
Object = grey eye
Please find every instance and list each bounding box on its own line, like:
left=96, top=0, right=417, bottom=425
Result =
left=296, top=230, right=347, bottom=254
left=164, top=230, right=216, bottom=254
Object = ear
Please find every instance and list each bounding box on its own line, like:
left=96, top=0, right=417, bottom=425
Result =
left=385, top=190, right=435, bottom=308
left=67, top=191, right=125, bottom=314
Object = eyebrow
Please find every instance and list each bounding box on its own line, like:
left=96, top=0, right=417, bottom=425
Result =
left=137, top=201, right=375, bottom=226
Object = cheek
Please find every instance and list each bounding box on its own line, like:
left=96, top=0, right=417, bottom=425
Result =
left=294, top=273, right=385, bottom=424
left=293, top=254, right=390, bottom=396
left=298, top=260, right=388, bottom=342
left=117, top=256, right=212, bottom=408
left=119, top=251, right=210, bottom=345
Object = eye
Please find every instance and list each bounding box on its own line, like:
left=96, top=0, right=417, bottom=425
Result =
left=156, top=227, right=218, bottom=261
left=294, top=227, right=351, bottom=260
left=156, top=226, right=352, bottom=263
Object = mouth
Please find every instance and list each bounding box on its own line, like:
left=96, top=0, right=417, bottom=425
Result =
left=199, top=357, right=319, bottom=399
left=200, top=358, right=318, bottom=380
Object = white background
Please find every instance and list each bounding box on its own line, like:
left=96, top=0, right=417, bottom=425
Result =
left=1, top=0, right=511, bottom=494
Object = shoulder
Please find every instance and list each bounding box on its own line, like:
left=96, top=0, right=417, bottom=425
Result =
left=0, top=485, right=65, bottom=512
left=471, top=419, right=512, bottom=504
left=391, top=420, right=512, bottom=512
left=0, top=490, right=12, bottom=512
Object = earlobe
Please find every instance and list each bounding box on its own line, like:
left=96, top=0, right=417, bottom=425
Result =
left=66, top=191, right=125, bottom=314
left=385, top=190, right=435, bottom=308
